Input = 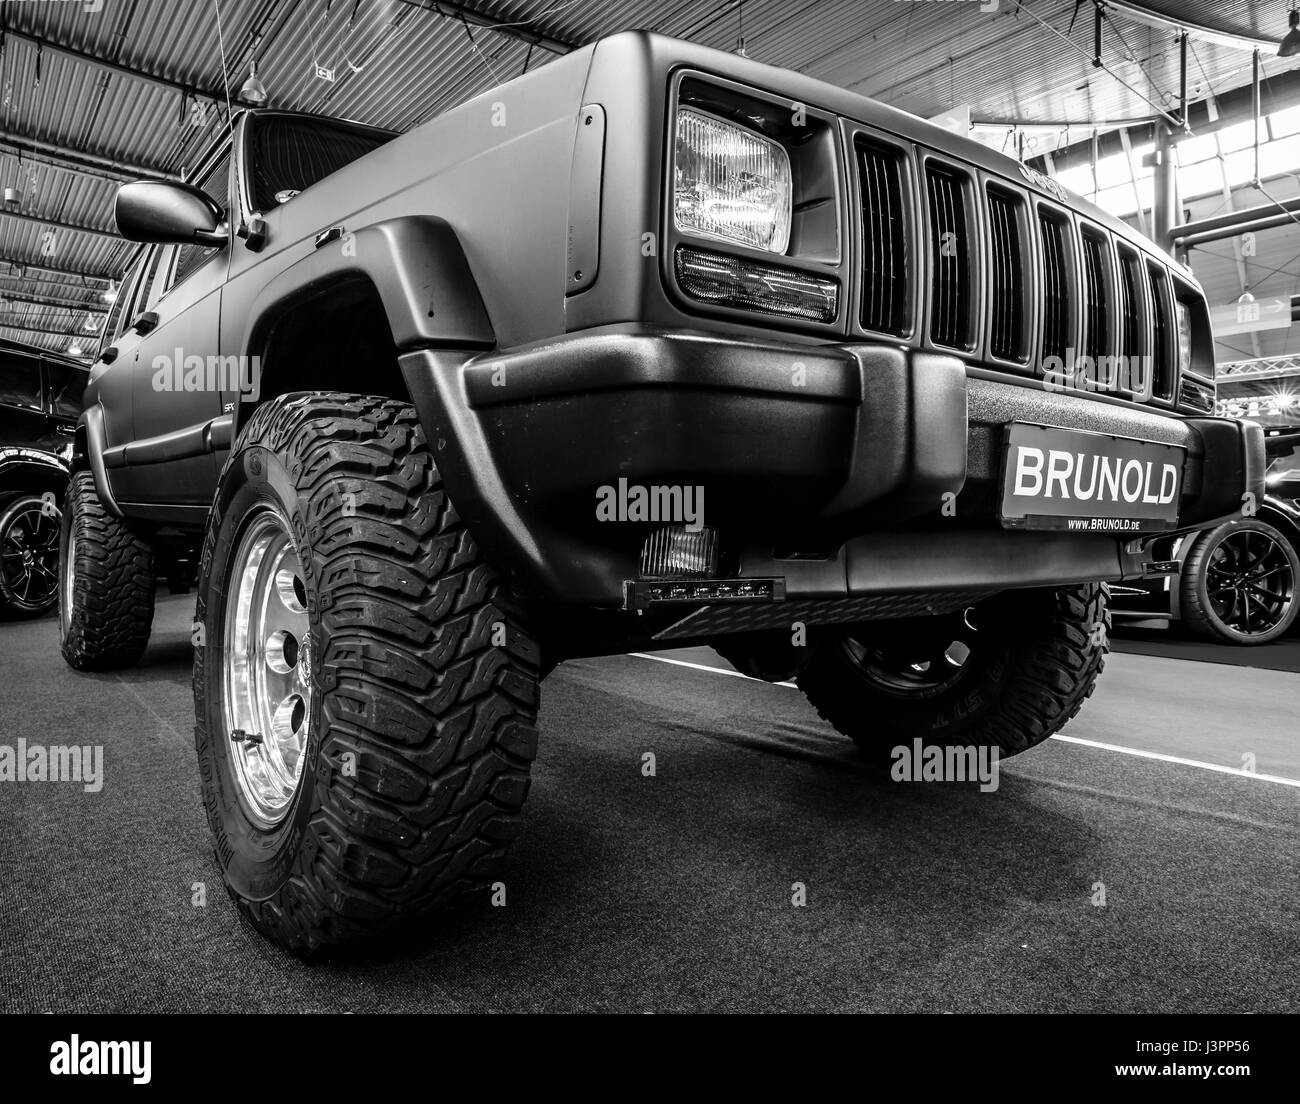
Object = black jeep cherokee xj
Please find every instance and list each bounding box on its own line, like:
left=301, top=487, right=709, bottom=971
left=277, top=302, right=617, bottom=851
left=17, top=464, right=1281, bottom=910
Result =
left=0, top=337, right=87, bottom=618
left=58, top=32, right=1263, bottom=954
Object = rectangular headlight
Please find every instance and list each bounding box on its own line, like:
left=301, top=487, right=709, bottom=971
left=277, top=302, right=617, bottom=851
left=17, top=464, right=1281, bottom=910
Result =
left=674, top=108, right=792, bottom=253
left=1175, top=300, right=1193, bottom=377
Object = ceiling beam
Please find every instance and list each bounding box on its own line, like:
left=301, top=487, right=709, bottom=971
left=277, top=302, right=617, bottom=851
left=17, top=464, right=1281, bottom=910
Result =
left=0, top=290, right=107, bottom=314
left=2, top=261, right=113, bottom=284
left=1102, top=1, right=1282, bottom=55
left=0, top=28, right=230, bottom=106
left=0, top=132, right=178, bottom=183
left=0, top=319, right=83, bottom=340
left=1173, top=195, right=1300, bottom=247
left=395, top=0, right=577, bottom=55
left=0, top=208, right=120, bottom=242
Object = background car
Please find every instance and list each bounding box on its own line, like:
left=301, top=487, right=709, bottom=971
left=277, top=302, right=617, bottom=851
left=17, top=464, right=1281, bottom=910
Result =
left=0, top=337, right=88, bottom=618
left=1111, top=426, right=1300, bottom=645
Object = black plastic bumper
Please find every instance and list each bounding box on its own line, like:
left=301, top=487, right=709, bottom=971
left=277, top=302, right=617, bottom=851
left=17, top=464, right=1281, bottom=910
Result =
left=400, top=324, right=1264, bottom=608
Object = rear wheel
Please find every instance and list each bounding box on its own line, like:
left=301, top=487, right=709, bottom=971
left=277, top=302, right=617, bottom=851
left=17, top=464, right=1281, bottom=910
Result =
left=195, top=393, right=541, bottom=956
left=0, top=493, right=62, bottom=618
left=1179, top=519, right=1299, bottom=645
left=58, top=471, right=155, bottom=669
left=797, top=584, right=1109, bottom=764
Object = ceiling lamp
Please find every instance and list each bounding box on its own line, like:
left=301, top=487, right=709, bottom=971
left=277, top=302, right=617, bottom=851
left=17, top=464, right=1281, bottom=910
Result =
left=238, top=34, right=268, bottom=106
left=101, top=280, right=117, bottom=304
left=67, top=341, right=84, bottom=358
left=2, top=186, right=18, bottom=210
left=1282, top=10, right=1300, bottom=57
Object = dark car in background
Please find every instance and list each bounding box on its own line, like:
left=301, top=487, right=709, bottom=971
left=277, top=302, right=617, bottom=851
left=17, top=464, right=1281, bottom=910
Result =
left=0, top=337, right=88, bottom=617
left=1112, top=426, right=1300, bottom=644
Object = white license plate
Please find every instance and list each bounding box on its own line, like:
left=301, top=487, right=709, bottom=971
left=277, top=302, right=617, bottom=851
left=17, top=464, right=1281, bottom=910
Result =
left=998, top=422, right=1185, bottom=533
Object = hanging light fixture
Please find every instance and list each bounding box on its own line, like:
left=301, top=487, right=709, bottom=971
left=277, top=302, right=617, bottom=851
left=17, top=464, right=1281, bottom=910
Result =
left=101, top=280, right=117, bottom=304
left=67, top=340, right=84, bottom=358
left=238, top=34, right=268, bottom=105
left=1281, top=9, right=1300, bottom=57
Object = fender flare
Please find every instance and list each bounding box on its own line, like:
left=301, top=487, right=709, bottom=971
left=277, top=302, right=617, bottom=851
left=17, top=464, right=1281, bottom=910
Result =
left=77, top=405, right=125, bottom=518
left=238, top=215, right=495, bottom=407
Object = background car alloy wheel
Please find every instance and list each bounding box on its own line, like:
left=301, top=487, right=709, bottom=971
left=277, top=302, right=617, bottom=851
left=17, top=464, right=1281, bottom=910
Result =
left=1180, top=518, right=1300, bottom=645
left=0, top=494, right=61, bottom=618
left=222, top=508, right=314, bottom=828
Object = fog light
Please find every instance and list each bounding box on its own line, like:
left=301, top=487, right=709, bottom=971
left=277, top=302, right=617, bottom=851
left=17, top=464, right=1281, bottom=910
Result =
left=624, top=577, right=785, bottom=610
left=640, top=525, right=719, bottom=578
left=674, top=246, right=839, bottom=323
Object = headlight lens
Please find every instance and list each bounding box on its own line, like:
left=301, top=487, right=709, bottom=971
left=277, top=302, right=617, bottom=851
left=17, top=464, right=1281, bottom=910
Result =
left=1175, top=300, right=1193, bottom=377
left=674, top=108, right=792, bottom=253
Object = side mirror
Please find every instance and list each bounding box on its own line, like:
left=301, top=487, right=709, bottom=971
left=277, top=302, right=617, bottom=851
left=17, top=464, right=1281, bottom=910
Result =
left=114, top=180, right=228, bottom=247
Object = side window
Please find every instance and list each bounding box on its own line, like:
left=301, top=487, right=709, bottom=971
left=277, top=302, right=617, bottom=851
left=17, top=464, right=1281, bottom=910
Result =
left=0, top=351, right=43, bottom=411
left=165, top=149, right=232, bottom=296
left=100, top=260, right=139, bottom=348
left=44, top=362, right=88, bottom=420
left=131, top=248, right=166, bottom=319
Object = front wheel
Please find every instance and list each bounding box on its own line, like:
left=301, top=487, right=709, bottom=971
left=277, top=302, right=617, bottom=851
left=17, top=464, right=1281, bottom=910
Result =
left=194, top=393, right=541, bottom=956
left=797, top=583, right=1110, bottom=764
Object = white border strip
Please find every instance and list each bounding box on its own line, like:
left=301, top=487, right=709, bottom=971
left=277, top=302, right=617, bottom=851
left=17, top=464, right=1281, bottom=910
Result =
left=626, top=652, right=1300, bottom=788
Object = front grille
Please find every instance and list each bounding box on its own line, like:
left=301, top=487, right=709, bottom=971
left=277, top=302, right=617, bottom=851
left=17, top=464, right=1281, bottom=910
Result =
left=925, top=164, right=972, bottom=349
left=852, top=142, right=1191, bottom=408
left=987, top=186, right=1027, bottom=363
left=857, top=139, right=909, bottom=336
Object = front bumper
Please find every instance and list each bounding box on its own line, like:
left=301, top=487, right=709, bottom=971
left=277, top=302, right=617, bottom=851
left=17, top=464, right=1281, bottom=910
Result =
left=400, top=324, right=1264, bottom=610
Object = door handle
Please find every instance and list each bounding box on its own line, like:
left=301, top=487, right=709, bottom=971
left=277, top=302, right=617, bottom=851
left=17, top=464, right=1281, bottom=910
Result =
left=131, top=311, right=159, bottom=335
left=55, top=424, right=75, bottom=436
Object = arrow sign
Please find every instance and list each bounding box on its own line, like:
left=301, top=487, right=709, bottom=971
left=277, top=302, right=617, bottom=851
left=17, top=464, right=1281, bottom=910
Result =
left=1212, top=298, right=1293, bottom=336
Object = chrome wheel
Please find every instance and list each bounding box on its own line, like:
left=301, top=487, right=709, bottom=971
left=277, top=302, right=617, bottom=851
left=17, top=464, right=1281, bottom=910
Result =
left=0, top=497, right=61, bottom=613
left=222, top=508, right=313, bottom=828
left=60, top=519, right=76, bottom=635
left=1204, top=528, right=1296, bottom=637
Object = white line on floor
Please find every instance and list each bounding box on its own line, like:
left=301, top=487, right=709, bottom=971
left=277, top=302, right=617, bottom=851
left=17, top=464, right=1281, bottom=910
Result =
left=626, top=652, right=1300, bottom=788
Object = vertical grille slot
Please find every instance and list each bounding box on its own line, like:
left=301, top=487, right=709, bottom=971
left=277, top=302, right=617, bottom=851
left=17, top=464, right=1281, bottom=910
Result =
left=857, top=139, right=909, bottom=337
left=1037, top=210, right=1073, bottom=368
left=926, top=164, right=972, bottom=349
left=1148, top=262, right=1175, bottom=401
left=1116, top=244, right=1150, bottom=398
left=1080, top=230, right=1109, bottom=364
left=986, top=186, right=1028, bottom=363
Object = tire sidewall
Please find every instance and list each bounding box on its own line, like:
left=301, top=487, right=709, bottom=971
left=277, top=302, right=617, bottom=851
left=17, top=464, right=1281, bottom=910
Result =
left=1185, top=519, right=1300, bottom=645
left=197, top=441, right=323, bottom=902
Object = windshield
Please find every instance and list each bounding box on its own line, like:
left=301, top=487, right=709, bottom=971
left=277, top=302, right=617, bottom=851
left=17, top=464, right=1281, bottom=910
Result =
left=249, top=115, right=395, bottom=212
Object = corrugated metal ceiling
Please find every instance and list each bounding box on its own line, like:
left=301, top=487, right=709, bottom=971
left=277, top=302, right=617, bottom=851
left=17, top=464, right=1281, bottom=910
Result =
left=1, top=0, right=1298, bottom=358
